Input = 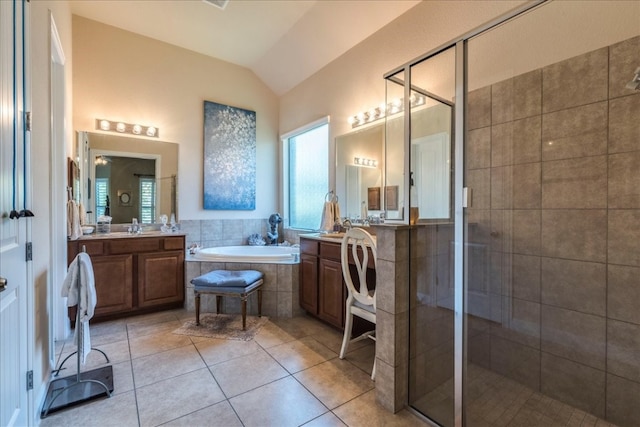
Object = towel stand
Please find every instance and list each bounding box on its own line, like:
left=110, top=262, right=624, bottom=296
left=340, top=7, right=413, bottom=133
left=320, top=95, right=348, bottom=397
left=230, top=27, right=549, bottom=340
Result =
left=41, top=245, right=113, bottom=418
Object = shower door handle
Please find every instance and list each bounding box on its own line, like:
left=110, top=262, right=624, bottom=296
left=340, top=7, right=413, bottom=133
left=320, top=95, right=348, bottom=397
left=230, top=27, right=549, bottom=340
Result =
left=0, top=277, right=6, bottom=292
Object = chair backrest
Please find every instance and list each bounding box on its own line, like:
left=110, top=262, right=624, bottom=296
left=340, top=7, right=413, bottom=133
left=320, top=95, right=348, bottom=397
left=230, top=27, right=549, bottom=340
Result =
left=340, top=228, right=377, bottom=309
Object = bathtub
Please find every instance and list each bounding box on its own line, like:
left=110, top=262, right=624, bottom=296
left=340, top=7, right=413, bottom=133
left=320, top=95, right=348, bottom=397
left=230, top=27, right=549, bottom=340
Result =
left=193, top=245, right=300, bottom=264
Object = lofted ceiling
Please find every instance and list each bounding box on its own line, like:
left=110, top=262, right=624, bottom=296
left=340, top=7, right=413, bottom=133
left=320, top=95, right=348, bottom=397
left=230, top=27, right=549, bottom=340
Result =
left=69, top=0, right=421, bottom=96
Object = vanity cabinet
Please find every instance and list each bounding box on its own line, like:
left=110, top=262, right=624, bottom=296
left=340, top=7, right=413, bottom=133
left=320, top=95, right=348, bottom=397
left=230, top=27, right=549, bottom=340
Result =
left=67, top=234, right=185, bottom=323
left=299, top=236, right=375, bottom=330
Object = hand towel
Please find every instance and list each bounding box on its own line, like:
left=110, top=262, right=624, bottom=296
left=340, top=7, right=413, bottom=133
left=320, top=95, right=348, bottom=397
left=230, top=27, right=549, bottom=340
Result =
left=319, top=201, right=334, bottom=231
left=67, top=200, right=82, bottom=240
left=61, top=252, right=97, bottom=364
left=78, top=202, right=86, bottom=226
left=332, top=200, right=341, bottom=226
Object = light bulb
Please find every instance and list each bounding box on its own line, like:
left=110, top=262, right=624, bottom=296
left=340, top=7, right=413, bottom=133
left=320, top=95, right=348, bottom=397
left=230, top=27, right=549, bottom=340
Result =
left=146, top=126, right=156, bottom=137
left=132, top=124, right=142, bottom=135
left=116, top=122, right=126, bottom=132
left=99, top=120, right=110, bottom=130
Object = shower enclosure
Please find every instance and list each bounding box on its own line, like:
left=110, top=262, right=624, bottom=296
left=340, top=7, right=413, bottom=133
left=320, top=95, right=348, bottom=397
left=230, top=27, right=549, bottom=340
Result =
left=387, top=2, right=640, bottom=426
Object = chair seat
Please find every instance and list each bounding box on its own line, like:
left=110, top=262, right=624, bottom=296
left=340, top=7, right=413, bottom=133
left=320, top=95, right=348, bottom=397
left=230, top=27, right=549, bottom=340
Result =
left=191, top=270, right=263, bottom=288
left=351, top=303, right=376, bottom=324
left=194, top=280, right=263, bottom=294
left=353, top=299, right=375, bottom=314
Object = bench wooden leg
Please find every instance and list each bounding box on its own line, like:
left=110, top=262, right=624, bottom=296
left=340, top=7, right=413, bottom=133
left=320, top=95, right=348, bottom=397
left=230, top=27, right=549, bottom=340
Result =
left=195, top=292, right=201, bottom=326
left=216, top=295, right=222, bottom=314
left=258, top=289, right=263, bottom=317
left=241, top=297, right=247, bottom=330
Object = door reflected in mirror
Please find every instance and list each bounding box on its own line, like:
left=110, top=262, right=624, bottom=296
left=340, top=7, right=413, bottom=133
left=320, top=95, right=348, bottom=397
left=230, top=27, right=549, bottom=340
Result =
left=411, top=132, right=450, bottom=219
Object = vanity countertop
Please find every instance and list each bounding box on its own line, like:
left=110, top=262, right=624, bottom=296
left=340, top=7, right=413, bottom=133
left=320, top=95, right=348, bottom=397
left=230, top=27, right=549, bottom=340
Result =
left=73, top=230, right=186, bottom=240
left=299, top=232, right=377, bottom=244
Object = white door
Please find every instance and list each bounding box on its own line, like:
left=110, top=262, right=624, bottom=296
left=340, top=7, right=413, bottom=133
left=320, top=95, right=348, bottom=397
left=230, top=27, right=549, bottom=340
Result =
left=411, top=132, right=451, bottom=219
left=0, top=1, right=29, bottom=425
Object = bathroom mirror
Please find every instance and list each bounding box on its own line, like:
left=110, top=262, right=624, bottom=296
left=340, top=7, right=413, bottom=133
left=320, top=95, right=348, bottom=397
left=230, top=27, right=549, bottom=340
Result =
left=75, top=131, right=178, bottom=225
left=336, top=124, right=384, bottom=220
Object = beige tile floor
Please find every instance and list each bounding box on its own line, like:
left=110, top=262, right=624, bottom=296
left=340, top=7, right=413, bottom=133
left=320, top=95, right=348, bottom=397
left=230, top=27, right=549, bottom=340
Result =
left=40, top=309, right=426, bottom=427
left=412, top=362, right=619, bottom=427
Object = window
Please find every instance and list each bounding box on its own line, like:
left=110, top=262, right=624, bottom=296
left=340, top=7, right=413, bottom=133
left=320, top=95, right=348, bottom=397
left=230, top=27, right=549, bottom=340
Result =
left=139, top=178, right=156, bottom=223
left=282, top=118, right=329, bottom=230
left=95, top=178, right=109, bottom=217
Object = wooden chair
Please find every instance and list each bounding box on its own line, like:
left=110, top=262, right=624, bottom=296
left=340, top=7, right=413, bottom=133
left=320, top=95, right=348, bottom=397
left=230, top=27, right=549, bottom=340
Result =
left=339, top=228, right=377, bottom=380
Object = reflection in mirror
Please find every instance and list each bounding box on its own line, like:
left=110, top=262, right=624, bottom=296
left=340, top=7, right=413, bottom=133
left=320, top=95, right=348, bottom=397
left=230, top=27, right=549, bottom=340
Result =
left=410, top=101, right=452, bottom=220
left=336, top=125, right=383, bottom=221
left=344, top=164, right=382, bottom=220
left=383, top=86, right=453, bottom=221
left=75, top=131, right=178, bottom=225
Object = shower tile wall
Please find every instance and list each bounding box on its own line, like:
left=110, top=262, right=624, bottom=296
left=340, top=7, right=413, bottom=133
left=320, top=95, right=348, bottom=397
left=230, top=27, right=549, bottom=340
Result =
left=465, top=35, right=640, bottom=427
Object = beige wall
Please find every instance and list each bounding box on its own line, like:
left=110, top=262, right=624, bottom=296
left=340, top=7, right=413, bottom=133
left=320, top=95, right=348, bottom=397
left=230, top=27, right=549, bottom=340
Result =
left=72, top=15, right=280, bottom=221
left=279, top=0, right=527, bottom=196
left=30, top=0, right=74, bottom=422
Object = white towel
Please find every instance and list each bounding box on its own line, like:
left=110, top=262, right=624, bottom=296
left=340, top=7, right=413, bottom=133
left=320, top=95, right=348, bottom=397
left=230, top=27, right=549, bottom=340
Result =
left=61, top=252, right=97, bottom=364
left=78, top=202, right=86, bottom=226
left=67, top=200, right=82, bottom=240
left=319, top=201, right=334, bottom=231
left=332, top=200, right=341, bottom=226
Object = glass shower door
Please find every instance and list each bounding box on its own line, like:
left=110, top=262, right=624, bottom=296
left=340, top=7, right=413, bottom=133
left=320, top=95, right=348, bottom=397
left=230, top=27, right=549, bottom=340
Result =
left=464, top=2, right=640, bottom=426
left=403, top=46, right=457, bottom=427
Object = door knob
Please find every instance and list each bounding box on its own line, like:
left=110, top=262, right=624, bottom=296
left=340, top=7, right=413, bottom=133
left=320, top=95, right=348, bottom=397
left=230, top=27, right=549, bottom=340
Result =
left=0, top=277, right=6, bottom=292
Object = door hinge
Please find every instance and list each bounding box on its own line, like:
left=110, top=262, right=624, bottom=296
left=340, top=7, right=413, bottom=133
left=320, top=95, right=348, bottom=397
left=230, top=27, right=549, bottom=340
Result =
left=25, top=111, right=32, bottom=132
left=26, top=242, right=32, bottom=261
left=27, top=370, right=33, bottom=390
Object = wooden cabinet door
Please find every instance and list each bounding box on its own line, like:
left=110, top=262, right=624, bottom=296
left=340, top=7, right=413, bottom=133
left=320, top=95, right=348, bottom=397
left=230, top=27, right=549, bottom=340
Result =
left=299, top=254, right=318, bottom=314
left=137, top=250, right=185, bottom=308
left=92, top=254, right=134, bottom=316
left=318, top=258, right=345, bottom=328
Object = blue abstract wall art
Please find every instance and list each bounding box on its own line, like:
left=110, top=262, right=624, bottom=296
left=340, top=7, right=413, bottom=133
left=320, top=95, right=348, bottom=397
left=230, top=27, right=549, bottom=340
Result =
left=203, top=101, right=256, bottom=210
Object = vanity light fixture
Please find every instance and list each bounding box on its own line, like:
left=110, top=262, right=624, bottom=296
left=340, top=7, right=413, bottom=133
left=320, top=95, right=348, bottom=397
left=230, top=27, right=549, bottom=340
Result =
left=348, top=93, right=427, bottom=129
left=95, top=118, right=160, bottom=138
left=354, top=157, right=378, bottom=168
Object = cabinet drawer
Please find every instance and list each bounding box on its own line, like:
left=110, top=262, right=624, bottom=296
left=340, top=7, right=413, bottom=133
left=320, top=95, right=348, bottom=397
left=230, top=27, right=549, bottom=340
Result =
left=319, top=241, right=341, bottom=261
left=300, top=239, right=319, bottom=256
left=163, top=236, right=184, bottom=251
left=109, top=237, right=161, bottom=254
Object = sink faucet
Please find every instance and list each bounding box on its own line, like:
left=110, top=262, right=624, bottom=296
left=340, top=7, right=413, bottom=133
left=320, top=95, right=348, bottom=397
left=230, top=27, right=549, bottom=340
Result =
left=342, top=218, right=352, bottom=230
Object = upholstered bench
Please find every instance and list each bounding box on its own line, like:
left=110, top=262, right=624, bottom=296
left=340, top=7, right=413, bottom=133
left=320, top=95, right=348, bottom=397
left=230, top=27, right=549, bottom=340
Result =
left=191, top=270, right=264, bottom=330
